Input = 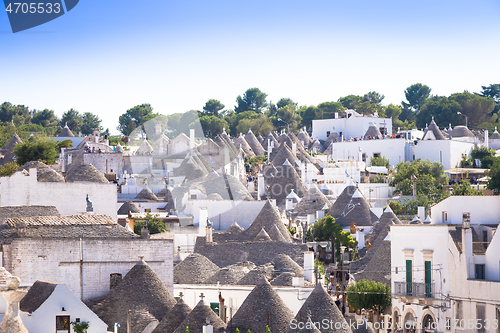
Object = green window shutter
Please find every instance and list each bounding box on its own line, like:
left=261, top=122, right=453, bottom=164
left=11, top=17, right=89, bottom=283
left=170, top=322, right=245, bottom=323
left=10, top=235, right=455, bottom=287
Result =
left=406, top=260, right=412, bottom=295
left=425, top=261, right=432, bottom=297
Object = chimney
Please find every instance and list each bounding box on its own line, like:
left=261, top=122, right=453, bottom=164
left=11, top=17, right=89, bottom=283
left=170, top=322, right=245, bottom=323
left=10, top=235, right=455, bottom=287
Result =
left=307, top=213, right=315, bottom=225
left=484, top=129, right=489, bottom=148
left=301, top=161, right=306, bottom=184
left=304, top=251, right=315, bottom=283
left=267, top=139, right=272, bottom=159
left=316, top=210, right=324, bottom=219
left=218, top=292, right=226, bottom=322
left=418, top=206, right=425, bottom=220
left=223, top=148, right=230, bottom=174
left=461, top=212, right=473, bottom=279
left=155, top=123, right=162, bottom=136
left=257, top=173, right=265, bottom=199
left=190, top=128, right=195, bottom=149
left=141, top=225, right=149, bottom=239
left=335, top=112, right=339, bottom=119
left=206, top=226, right=213, bottom=243
left=286, top=198, right=293, bottom=211
left=292, top=142, right=297, bottom=156
left=199, top=207, right=208, bottom=235
left=356, top=228, right=365, bottom=250
left=203, top=325, right=214, bottom=333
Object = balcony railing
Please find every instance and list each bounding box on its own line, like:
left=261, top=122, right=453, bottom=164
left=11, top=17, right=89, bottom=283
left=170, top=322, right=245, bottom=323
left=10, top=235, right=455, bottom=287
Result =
left=393, top=281, right=436, bottom=298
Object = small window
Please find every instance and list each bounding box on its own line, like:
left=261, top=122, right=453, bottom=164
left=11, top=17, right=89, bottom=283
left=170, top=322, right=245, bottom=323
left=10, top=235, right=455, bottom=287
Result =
left=442, top=211, right=448, bottom=223
left=362, top=153, right=366, bottom=162
left=56, top=316, right=71, bottom=333
left=191, top=194, right=197, bottom=200
left=475, top=264, right=485, bottom=280
left=373, top=152, right=381, bottom=158
left=110, top=273, right=122, bottom=289
left=326, top=131, right=330, bottom=137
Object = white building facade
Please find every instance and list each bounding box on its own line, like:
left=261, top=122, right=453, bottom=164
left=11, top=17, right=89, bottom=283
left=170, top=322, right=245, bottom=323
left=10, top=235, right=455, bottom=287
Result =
left=312, top=111, right=393, bottom=141
left=391, top=196, right=500, bottom=333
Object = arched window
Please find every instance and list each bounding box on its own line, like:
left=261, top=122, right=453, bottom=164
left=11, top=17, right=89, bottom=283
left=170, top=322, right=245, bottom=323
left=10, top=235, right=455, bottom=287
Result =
left=423, top=314, right=435, bottom=333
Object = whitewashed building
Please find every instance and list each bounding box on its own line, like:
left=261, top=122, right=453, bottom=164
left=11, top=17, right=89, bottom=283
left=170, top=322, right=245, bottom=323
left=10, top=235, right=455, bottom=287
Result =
left=17, top=280, right=108, bottom=333
left=391, top=196, right=500, bottom=333
left=312, top=110, right=392, bottom=141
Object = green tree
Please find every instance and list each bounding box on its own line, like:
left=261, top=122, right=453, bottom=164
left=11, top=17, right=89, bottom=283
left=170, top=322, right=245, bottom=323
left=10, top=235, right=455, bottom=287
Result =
left=276, top=98, right=297, bottom=109
left=317, top=102, right=346, bottom=119
left=392, top=159, right=448, bottom=203
left=265, top=325, right=272, bottom=333
left=0, top=102, right=30, bottom=124
left=235, top=114, right=273, bottom=136
left=81, top=112, right=103, bottom=135
left=13, top=137, right=59, bottom=165
left=346, top=280, right=391, bottom=314
left=363, top=91, right=385, bottom=104
left=71, top=321, right=89, bottom=333
left=273, top=104, right=302, bottom=132
left=416, top=96, right=461, bottom=129
left=401, top=83, right=431, bottom=120
left=355, top=101, right=385, bottom=117
left=133, top=212, right=168, bottom=235
left=31, top=109, right=59, bottom=128
left=481, top=83, right=500, bottom=114
left=199, top=115, right=229, bottom=138
left=117, top=104, right=154, bottom=136
left=338, top=95, right=362, bottom=109
left=141, top=114, right=169, bottom=139
left=370, top=156, right=390, bottom=168
left=487, top=157, right=500, bottom=192
left=299, top=106, right=319, bottom=128
left=61, top=109, right=84, bottom=134
left=184, top=327, right=190, bottom=333
left=452, top=180, right=483, bottom=196
left=180, top=110, right=201, bottom=136
left=471, top=146, right=496, bottom=168
left=0, top=162, right=19, bottom=177
left=450, top=92, right=495, bottom=128
left=235, top=88, right=268, bottom=113
left=306, top=216, right=357, bottom=262
left=203, top=99, right=225, bottom=117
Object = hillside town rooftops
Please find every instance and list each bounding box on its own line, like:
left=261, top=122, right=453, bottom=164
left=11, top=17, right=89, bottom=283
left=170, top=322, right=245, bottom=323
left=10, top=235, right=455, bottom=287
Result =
left=91, top=258, right=176, bottom=332
left=0, top=205, right=60, bottom=224
left=19, top=280, right=58, bottom=313
left=152, top=296, right=192, bottom=333
left=229, top=276, right=294, bottom=333
left=66, top=163, right=110, bottom=183
left=58, top=123, right=75, bottom=137
left=18, top=161, right=65, bottom=182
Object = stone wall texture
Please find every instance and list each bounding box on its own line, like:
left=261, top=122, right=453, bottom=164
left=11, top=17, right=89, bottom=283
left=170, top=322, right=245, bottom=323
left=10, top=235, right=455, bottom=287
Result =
left=2, top=238, right=173, bottom=300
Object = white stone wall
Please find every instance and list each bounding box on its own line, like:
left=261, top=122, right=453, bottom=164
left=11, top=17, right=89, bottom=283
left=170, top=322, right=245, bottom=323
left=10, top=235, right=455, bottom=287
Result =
left=83, top=152, right=123, bottom=175
left=328, top=138, right=406, bottom=167
left=414, top=139, right=474, bottom=170
left=184, top=200, right=268, bottom=230
left=0, top=170, right=118, bottom=220
left=174, top=284, right=314, bottom=316
left=430, top=196, right=500, bottom=225
left=2, top=238, right=174, bottom=300
left=312, top=116, right=392, bottom=141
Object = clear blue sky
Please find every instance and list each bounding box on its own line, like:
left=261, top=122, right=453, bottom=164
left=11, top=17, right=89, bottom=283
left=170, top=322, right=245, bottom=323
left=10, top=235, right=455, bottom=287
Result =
left=1, top=0, right=499, bottom=134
